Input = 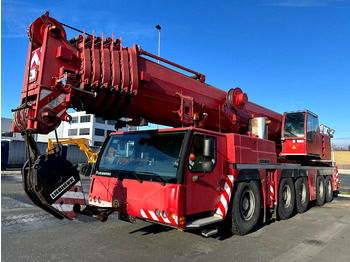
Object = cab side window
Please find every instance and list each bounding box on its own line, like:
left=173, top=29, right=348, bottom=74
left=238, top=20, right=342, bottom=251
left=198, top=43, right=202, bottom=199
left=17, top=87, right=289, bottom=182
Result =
left=307, top=113, right=319, bottom=143
left=188, top=134, right=216, bottom=172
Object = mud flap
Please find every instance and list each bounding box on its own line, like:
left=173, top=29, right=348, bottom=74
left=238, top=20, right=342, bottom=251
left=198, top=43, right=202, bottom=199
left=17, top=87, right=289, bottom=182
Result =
left=22, top=154, right=86, bottom=220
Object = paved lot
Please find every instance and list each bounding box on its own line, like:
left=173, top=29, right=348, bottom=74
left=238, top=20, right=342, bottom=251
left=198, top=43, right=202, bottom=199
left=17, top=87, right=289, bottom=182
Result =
left=2, top=173, right=350, bottom=262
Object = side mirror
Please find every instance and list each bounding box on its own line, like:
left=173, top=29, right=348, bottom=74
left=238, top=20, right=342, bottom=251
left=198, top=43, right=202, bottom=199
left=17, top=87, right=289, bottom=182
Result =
left=203, top=138, right=213, bottom=159
left=193, top=137, right=215, bottom=182
left=193, top=161, right=214, bottom=182
left=201, top=160, right=213, bottom=173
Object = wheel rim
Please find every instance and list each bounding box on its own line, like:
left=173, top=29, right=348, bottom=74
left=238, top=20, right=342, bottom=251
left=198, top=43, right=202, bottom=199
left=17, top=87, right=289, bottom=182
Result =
left=282, top=184, right=291, bottom=208
left=301, top=183, right=307, bottom=204
left=319, top=179, right=324, bottom=197
left=327, top=179, right=332, bottom=196
left=240, top=188, right=256, bottom=221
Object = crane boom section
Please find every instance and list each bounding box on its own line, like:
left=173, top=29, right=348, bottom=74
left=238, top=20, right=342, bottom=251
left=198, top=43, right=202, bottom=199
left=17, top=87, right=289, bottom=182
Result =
left=12, top=12, right=282, bottom=143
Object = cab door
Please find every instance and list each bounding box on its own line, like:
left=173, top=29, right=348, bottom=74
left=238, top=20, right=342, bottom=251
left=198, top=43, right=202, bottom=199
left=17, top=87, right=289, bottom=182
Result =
left=306, top=112, right=322, bottom=157
left=184, top=132, right=226, bottom=216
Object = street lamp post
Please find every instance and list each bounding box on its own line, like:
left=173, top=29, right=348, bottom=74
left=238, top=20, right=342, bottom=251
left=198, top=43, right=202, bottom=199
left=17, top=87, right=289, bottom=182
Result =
left=155, top=24, right=161, bottom=64
left=155, top=24, right=161, bottom=129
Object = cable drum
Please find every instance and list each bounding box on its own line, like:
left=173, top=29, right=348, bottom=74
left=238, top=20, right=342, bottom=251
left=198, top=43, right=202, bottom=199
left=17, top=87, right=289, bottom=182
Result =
left=226, top=88, right=248, bottom=112
left=12, top=103, right=30, bottom=134
left=27, top=13, right=67, bottom=49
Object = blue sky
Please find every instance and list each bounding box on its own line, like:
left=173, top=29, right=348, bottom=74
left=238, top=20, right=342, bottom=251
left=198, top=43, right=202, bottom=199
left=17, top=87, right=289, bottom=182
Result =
left=1, top=0, right=350, bottom=147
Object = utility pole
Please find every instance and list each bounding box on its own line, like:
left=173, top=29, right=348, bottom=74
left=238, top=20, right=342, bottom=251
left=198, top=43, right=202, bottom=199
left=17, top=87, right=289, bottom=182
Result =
left=155, top=24, right=161, bottom=129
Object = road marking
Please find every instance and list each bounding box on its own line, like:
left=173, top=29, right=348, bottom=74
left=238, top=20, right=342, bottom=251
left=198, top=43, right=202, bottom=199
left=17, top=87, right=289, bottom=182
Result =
left=1, top=213, right=52, bottom=226
left=272, top=222, right=347, bottom=262
left=340, top=215, right=350, bottom=224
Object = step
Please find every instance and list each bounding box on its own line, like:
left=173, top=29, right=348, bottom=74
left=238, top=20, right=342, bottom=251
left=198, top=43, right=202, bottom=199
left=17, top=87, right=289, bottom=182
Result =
left=186, top=215, right=223, bottom=228
left=201, top=228, right=218, bottom=237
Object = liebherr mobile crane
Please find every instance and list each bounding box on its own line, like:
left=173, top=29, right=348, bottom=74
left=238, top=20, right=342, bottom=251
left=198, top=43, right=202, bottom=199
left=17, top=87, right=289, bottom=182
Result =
left=12, top=13, right=339, bottom=236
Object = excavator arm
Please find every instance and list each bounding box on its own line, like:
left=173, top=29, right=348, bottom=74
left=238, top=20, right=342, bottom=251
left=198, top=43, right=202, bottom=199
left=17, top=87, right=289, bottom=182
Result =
left=47, top=138, right=99, bottom=163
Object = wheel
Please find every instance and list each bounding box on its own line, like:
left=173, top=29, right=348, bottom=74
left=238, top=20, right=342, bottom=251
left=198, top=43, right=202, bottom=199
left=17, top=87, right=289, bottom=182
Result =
left=278, top=178, right=295, bottom=220
left=81, top=165, right=88, bottom=174
left=316, top=176, right=326, bottom=206
left=295, top=177, right=309, bottom=213
left=325, top=176, right=333, bottom=203
left=231, top=180, right=261, bottom=235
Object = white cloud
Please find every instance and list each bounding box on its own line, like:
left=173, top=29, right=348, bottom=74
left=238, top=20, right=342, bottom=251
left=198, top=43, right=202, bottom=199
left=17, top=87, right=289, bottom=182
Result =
left=264, top=0, right=328, bottom=7
left=2, top=1, right=45, bottom=38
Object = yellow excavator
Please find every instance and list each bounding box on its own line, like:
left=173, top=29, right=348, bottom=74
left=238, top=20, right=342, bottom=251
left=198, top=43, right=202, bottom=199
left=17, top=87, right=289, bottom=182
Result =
left=47, top=138, right=99, bottom=176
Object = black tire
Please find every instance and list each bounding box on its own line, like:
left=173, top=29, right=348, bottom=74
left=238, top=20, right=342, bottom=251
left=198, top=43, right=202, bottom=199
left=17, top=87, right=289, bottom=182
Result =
left=316, top=176, right=326, bottom=206
left=231, top=180, right=261, bottom=235
left=325, top=176, right=333, bottom=203
left=278, top=178, right=295, bottom=220
left=81, top=164, right=88, bottom=176
left=295, top=177, right=309, bottom=213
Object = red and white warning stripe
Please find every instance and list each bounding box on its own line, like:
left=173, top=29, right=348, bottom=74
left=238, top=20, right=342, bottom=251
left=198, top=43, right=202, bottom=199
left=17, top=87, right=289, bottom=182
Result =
left=31, top=48, right=41, bottom=68
left=270, top=181, right=274, bottom=201
left=334, top=166, right=339, bottom=190
left=214, top=175, right=234, bottom=219
left=29, top=49, right=41, bottom=81
left=39, top=90, right=67, bottom=109
left=38, top=89, right=68, bottom=119
left=140, top=209, right=178, bottom=226
left=52, top=181, right=86, bottom=219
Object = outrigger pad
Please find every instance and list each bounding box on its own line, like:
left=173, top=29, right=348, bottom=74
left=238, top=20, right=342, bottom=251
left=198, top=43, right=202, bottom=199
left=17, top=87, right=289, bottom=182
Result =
left=23, top=154, right=86, bottom=220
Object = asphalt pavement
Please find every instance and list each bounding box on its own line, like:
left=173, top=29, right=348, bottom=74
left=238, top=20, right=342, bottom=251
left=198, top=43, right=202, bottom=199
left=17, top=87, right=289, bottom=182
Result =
left=2, top=172, right=350, bottom=261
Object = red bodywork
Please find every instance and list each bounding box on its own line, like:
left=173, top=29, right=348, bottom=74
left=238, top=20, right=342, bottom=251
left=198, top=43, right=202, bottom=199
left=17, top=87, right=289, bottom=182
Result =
left=90, top=175, right=185, bottom=228
left=280, top=111, right=331, bottom=160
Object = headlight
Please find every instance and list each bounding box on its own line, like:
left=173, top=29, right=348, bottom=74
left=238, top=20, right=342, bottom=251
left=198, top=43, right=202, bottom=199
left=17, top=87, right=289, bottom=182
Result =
left=155, top=209, right=160, bottom=217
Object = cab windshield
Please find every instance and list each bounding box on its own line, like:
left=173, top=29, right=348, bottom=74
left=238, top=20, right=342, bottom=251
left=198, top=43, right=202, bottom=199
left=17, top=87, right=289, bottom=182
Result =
left=284, top=112, right=305, bottom=138
left=97, top=131, right=186, bottom=184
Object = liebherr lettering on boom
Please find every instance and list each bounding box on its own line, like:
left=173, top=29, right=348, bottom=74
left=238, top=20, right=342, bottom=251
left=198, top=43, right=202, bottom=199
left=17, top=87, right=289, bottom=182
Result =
left=12, top=12, right=339, bottom=236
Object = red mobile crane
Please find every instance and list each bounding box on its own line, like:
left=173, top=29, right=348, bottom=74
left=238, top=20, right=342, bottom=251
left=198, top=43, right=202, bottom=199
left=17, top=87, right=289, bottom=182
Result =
left=12, top=13, right=339, bottom=236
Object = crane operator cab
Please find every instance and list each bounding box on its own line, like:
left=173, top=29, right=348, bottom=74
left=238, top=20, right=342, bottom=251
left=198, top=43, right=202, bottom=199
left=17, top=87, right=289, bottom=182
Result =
left=280, top=110, right=334, bottom=160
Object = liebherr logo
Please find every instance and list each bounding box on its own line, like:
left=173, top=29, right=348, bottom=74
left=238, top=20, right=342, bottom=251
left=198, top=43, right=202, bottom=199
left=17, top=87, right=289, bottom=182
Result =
left=50, top=176, right=75, bottom=200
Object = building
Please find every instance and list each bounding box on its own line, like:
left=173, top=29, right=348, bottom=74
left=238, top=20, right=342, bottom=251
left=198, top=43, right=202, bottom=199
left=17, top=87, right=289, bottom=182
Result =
left=1, top=113, right=134, bottom=168
left=1, top=117, right=26, bottom=140
left=61, top=111, right=117, bottom=147
left=36, top=124, right=64, bottom=143
left=2, top=113, right=117, bottom=147
left=2, top=112, right=154, bottom=146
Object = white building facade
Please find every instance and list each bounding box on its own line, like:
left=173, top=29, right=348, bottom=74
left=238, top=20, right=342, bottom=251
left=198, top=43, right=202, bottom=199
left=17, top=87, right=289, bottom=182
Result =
left=1, top=117, right=25, bottom=140
left=62, top=112, right=117, bottom=147
left=3, top=112, right=139, bottom=146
